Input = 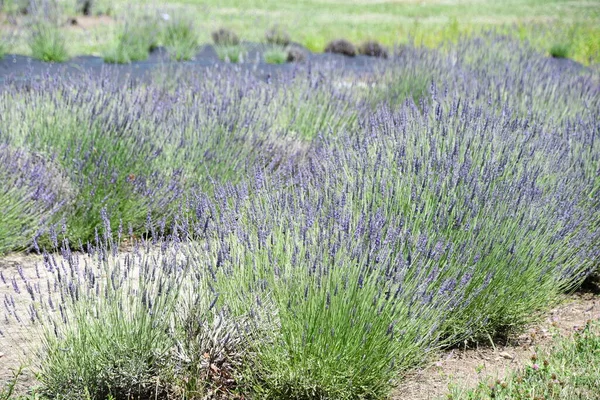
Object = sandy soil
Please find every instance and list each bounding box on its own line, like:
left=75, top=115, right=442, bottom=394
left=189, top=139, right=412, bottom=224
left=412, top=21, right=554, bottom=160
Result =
left=0, top=252, right=46, bottom=394
left=394, top=292, right=600, bottom=399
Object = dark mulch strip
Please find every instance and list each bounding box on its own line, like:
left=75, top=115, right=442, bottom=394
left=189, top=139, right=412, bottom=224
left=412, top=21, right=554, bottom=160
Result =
left=0, top=42, right=390, bottom=85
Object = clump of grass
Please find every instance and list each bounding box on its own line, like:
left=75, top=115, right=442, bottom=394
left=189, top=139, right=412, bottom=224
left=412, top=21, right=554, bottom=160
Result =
left=215, top=44, right=245, bottom=63
left=23, top=0, right=69, bottom=62
left=211, top=27, right=239, bottom=46
left=324, top=38, right=356, bottom=56
left=163, top=14, right=198, bottom=61
left=1, top=0, right=30, bottom=15
left=449, top=320, right=600, bottom=399
left=104, top=17, right=159, bottom=64
left=358, top=40, right=389, bottom=58
left=265, top=25, right=290, bottom=46
left=263, top=46, right=287, bottom=64
left=549, top=42, right=571, bottom=58
left=29, top=22, right=69, bottom=62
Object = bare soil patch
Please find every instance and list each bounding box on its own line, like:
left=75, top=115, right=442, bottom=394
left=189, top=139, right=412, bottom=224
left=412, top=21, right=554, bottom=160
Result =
left=394, top=293, right=600, bottom=399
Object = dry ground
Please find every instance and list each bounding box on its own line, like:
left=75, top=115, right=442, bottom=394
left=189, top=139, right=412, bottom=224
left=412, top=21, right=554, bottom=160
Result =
left=394, top=292, right=600, bottom=399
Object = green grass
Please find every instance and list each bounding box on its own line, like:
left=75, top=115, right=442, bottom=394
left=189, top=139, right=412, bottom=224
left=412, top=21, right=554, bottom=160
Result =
left=549, top=42, right=571, bottom=58
left=125, top=0, right=600, bottom=64
left=263, top=46, right=287, bottom=64
left=215, top=44, right=245, bottom=63
left=28, top=23, right=69, bottom=62
left=163, top=14, right=198, bottom=61
left=2, top=1, right=599, bottom=64
left=103, top=17, right=159, bottom=63
left=449, top=319, right=600, bottom=399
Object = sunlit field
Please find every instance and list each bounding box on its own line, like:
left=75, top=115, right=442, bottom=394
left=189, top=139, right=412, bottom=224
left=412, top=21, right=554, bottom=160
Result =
left=0, top=1, right=599, bottom=399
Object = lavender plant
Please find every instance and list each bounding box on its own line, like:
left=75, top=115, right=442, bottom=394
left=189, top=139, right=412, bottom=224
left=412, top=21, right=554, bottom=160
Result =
left=263, top=47, right=288, bottom=64
left=1, top=33, right=598, bottom=400
left=162, top=13, right=198, bottom=61
left=31, top=236, right=184, bottom=399
left=104, top=15, right=160, bottom=64
left=26, top=0, right=69, bottom=62
left=0, top=146, right=67, bottom=254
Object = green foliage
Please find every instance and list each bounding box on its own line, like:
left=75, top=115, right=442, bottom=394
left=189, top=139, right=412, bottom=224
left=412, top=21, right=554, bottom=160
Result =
left=190, top=229, right=438, bottom=399
left=215, top=44, right=245, bottom=63
left=163, top=14, right=198, bottom=61
left=263, top=46, right=288, bottom=64
left=549, top=43, right=571, bottom=58
left=37, top=249, right=182, bottom=399
left=104, top=16, right=159, bottom=64
left=29, top=23, right=69, bottom=62
left=449, top=320, right=600, bottom=399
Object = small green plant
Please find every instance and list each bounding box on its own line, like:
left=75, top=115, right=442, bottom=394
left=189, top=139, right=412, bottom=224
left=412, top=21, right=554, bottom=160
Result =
left=104, top=19, right=159, bottom=64
left=449, top=320, right=600, bottom=399
left=263, top=47, right=287, bottom=64
left=163, top=14, right=198, bottom=61
left=549, top=43, right=571, bottom=58
left=215, top=45, right=245, bottom=63
left=0, top=365, right=24, bottom=400
left=29, top=23, right=69, bottom=62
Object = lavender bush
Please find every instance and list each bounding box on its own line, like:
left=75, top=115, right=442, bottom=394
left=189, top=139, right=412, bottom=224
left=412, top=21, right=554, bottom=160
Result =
left=0, top=145, right=67, bottom=254
left=0, top=34, right=598, bottom=399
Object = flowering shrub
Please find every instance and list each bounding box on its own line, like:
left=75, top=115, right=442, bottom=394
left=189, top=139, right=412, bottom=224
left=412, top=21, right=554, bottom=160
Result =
left=0, top=34, right=598, bottom=399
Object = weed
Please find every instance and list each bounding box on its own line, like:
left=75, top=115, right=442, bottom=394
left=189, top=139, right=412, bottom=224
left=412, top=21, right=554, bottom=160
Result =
left=450, top=320, right=600, bottom=399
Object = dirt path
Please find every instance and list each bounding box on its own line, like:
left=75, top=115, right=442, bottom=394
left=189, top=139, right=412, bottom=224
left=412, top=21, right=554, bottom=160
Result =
left=0, top=253, right=46, bottom=394
left=394, top=293, right=600, bottom=399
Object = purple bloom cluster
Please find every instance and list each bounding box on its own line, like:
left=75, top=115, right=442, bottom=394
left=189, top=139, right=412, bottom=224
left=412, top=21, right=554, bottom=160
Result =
left=1, top=33, right=598, bottom=398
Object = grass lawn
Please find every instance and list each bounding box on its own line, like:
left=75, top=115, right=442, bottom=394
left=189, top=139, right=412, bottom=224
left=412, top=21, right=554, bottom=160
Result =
left=1, top=0, right=599, bottom=64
